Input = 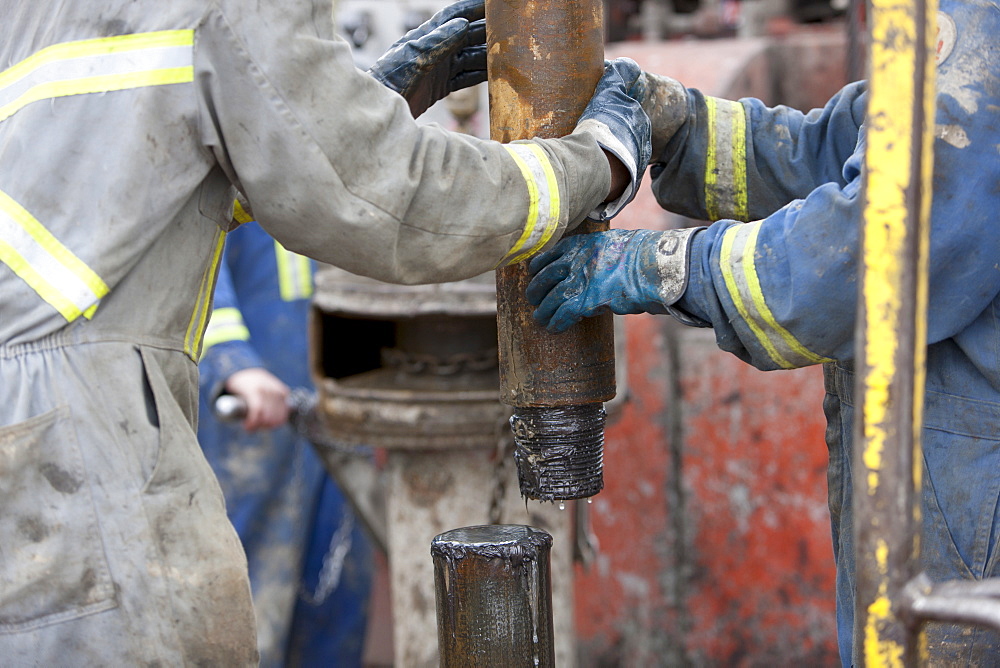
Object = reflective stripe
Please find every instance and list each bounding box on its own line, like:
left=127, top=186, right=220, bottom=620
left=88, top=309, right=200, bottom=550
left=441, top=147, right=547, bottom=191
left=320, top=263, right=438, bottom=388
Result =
left=704, top=97, right=749, bottom=222
left=719, top=221, right=832, bottom=369
left=496, top=143, right=561, bottom=267
left=201, top=307, right=251, bottom=357
left=0, top=30, right=194, bottom=123
left=185, top=229, right=227, bottom=360
left=232, top=199, right=254, bottom=226
left=274, top=241, right=313, bottom=301
left=0, top=188, right=109, bottom=322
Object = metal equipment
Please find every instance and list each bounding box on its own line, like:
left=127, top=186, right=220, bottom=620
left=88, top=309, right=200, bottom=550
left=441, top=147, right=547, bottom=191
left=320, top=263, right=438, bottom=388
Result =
left=432, top=525, right=556, bottom=667
left=309, top=267, right=579, bottom=666
left=487, top=0, right=616, bottom=504
left=855, top=1, right=1000, bottom=664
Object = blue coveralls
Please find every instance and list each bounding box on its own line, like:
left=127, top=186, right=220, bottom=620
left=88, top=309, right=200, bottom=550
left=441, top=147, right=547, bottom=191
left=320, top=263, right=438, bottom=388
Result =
left=651, top=1, right=1000, bottom=663
left=197, top=221, right=372, bottom=667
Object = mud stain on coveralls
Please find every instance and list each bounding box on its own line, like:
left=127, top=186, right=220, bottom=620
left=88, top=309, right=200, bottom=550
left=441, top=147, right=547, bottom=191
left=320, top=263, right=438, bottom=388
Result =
left=17, top=516, right=49, bottom=543
left=39, top=462, right=83, bottom=494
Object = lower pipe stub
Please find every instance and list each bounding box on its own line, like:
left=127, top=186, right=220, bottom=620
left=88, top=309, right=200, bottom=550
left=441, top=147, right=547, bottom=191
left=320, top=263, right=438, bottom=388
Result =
left=510, top=403, right=605, bottom=502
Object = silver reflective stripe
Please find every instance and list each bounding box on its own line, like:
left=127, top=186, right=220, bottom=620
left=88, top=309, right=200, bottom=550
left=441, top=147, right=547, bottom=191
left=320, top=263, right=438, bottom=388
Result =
left=274, top=241, right=313, bottom=301
left=0, top=30, right=194, bottom=123
left=0, top=189, right=108, bottom=322
left=719, top=221, right=832, bottom=369
left=497, top=143, right=562, bottom=266
left=704, top=97, right=750, bottom=223
left=0, top=31, right=194, bottom=322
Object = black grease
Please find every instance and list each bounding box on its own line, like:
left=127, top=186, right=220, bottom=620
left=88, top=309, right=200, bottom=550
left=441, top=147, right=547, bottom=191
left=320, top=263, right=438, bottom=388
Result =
left=431, top=525, right=552, bottom=566
left=510, top=403, right=605, bottom=502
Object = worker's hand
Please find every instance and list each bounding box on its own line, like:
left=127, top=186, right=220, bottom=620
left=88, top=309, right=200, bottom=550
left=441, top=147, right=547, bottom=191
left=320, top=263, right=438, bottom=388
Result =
left=525, top=228, right=702, bottom=333
left=641, top=72, right=689, bottom=162
left=572, top=58, right=652, bottom=221
left=224, top=368, right=291, bottom=432
left=368, top=0, right=486, bottom=118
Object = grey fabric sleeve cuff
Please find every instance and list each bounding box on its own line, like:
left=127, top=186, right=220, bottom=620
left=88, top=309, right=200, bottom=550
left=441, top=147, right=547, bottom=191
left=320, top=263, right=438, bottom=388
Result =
left=572, top=118, right=639, bottom=221
left=654, top=227, right=711, bottom=328
left=653, top=226, right=702, bottom=305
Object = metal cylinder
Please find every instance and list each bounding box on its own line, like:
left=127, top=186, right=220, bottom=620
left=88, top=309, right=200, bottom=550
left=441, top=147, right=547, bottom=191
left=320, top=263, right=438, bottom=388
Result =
left=433, top=525, right=555, bottom=667
left=510, top=405, right=606, bottom=501
left=487, top=0, right=615, bottom=502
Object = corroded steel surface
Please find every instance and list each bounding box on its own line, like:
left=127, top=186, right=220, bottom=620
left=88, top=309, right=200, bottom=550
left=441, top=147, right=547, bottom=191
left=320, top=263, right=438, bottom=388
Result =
left=487, top=0, right=615, bottom=407
left=433, top=525, right=555, bottom=667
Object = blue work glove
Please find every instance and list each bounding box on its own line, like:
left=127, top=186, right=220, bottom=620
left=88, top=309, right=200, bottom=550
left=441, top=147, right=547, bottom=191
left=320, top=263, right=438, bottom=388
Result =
left=526, top=228, right=705, bottom=333
left=368, top=0, right=486, bottom=118
left=572, top=58, right=652, bottom=221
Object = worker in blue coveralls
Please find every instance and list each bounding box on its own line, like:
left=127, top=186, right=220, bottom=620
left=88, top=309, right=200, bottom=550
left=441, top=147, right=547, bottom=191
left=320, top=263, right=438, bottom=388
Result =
left=197, top=211, right=372, bottom=667
left=525, top=2, right=999, bottom=665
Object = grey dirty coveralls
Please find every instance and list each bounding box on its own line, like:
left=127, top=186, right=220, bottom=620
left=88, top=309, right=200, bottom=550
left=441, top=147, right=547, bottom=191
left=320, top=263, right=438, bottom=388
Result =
left=0, top=1, right=615, bottom=664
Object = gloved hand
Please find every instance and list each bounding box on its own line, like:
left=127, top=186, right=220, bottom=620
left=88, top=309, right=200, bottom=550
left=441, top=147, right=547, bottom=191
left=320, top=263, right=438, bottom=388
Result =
left=570, top=58, right=651, bottom=221
left=640, top=72, right=689, bottom=162
left=526, top=227, right=703, bottom=333
left=368, top=0, right=486, bottom=118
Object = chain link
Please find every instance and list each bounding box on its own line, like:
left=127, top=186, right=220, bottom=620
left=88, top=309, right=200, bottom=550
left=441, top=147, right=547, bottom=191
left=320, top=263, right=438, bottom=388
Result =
left=381, top=347, right=498, bottom=376
left=488, top=415, right=515, bottom=525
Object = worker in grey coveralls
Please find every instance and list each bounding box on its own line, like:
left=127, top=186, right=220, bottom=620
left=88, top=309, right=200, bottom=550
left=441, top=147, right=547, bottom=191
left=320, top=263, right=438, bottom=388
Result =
left=0, top=0, right=650, bottom=664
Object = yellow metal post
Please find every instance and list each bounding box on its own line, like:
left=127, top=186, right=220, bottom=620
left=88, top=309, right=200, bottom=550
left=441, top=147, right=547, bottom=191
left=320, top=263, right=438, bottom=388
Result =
left=854, top=0, right=937, bottom=663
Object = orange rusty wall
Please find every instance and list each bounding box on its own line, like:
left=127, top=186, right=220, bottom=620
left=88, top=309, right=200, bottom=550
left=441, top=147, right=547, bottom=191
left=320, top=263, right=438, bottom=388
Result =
left=574, top=28, right=849, bottom=665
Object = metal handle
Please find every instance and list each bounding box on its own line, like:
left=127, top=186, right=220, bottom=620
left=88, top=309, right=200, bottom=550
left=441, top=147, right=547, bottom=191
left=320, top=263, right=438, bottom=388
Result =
left=213, top=393, right=249, bottom=422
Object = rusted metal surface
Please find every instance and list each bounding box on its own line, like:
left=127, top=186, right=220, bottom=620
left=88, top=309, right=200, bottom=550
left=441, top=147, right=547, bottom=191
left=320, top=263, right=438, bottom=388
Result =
left=487, top=0, right=615, bottom=409
left=488, top=0, right=614, bottom=503
left=433, top=525, right=555, bottom=667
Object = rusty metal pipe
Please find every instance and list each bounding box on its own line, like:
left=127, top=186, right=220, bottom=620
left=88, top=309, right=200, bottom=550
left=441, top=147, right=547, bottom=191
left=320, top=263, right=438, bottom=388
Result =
left=432, top=525, right=555, bottom=667
left=487, top=0, right=615, bottom=502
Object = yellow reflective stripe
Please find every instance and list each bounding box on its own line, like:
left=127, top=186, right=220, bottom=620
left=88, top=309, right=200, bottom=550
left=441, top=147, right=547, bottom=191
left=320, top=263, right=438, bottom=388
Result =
left=274, top=241, right=313, bottom=301
left=704, top=97, right=749, bottom=222
left=0, top=30, right=194, bottom=123
left=719, top=222, right=832, bottom=369
left=497, top=144, right=561, bottom=267
left=0, top=188, right=109, bottom=322
left=738, top=222, right=833, bottom=365
left=232, top=199, right=253, bottom=226
left=201, top=307, right=251, bottom=357
left=185, top=229, right=226, bottom=360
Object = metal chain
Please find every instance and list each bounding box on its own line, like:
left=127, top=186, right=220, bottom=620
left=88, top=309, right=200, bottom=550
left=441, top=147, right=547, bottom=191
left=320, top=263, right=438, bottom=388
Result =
left=488, top=414, right=515, bottom=525
left=300, top=510, right=354, bottom=606
left=381, top=347, right=498, bottom=376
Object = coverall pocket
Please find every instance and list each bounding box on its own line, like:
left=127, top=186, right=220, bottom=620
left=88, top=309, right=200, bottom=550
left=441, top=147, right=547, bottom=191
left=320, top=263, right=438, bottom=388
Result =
left=921, top=391, right=1000, bottom=579
left=0, top=406, right=117, bottom=633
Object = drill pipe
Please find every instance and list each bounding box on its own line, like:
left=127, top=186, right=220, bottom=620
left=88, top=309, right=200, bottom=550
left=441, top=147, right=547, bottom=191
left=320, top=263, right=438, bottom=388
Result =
left=488, top=0, right=615, bottom=501
left=433, top=525, right=555, bottom=667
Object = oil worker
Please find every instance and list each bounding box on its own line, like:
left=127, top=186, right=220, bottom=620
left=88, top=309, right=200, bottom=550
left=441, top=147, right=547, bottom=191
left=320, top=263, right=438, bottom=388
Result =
left=525, top=1, right=999, bottom=664
left=0, top=0, right=651, bottom=663
left=196, top=215, right=372, bottom=666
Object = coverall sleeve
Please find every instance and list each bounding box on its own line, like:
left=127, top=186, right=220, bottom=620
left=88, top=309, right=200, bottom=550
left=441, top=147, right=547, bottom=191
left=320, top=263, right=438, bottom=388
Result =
left=651, top=81, right=868, bottom=223
left=192, top=1, right=612, bottom=285
left=198, top=248, right=265, bottom=403
left=675, top=128, right=1000, bottom=372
